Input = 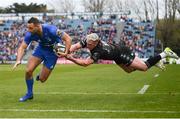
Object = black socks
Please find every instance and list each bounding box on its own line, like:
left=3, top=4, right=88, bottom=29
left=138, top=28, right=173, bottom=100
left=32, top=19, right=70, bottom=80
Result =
left=145, top=55, right=161, bottom=68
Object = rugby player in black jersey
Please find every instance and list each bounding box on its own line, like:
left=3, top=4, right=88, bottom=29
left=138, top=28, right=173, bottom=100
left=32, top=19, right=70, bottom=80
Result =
left=66, top=33, right=179, bottom=73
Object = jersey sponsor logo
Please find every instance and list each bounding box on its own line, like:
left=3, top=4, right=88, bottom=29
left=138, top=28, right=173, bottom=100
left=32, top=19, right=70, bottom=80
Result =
left=80, top=38, right=87, bottom=47
left=101, top=41, right=111, bottom=54
left=56, top=29, right=63, bottom=37
left=47, top=37, right=52, bottom=42
left=50, top=65, right=54, bottom=69
left=81, top=41, right=86, bottom=46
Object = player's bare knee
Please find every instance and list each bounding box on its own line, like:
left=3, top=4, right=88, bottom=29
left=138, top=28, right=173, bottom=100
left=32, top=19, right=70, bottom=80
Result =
left=40, top=80, right=46, bottom=83
left=126, top=70, right=133, bottom=73
left=39, top=77, right=47, bottom=83
left=25, top=68, right=33, bottom=76
left=141, top=67, right=148, bottom=72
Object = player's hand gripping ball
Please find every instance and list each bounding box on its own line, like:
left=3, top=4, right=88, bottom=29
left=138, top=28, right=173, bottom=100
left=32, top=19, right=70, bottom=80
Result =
left=53, top=43, right=65, bottom=56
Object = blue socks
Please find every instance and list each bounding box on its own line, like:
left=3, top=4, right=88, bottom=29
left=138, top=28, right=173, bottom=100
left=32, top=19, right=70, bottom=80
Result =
left=25, top=78, right=34, bottom=95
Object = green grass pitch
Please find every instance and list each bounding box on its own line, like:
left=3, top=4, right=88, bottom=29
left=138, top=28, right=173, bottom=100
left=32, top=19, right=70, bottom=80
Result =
left=0, top=64, right=180, bottom=118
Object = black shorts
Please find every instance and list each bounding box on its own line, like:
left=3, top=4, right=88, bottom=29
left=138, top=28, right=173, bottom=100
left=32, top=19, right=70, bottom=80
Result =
left=114, top=45, right=135, bottom=66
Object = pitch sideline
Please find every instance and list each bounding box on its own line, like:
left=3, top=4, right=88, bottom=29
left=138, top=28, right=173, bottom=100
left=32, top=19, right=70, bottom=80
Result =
left=0, top=109, right=180, bottom=113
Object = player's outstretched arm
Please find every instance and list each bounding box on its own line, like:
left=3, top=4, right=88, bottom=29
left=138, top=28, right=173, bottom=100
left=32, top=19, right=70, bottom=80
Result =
left=66, top=54, right=94, bottom=67
left=12, top=41, right=28, bottom=70
left=69, top=42, right=82, bottom=53
left=59, top=32, right=72, bottom=57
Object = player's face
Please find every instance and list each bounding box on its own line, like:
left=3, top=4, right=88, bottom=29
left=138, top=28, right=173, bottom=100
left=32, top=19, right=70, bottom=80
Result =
left=27, top=23, right=39, bottom=34
left=87, top=40, right=98, bottom=50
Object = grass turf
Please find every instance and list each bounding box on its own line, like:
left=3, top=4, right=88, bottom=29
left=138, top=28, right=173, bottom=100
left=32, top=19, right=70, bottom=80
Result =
left=0, top=64, right=180, bottom=118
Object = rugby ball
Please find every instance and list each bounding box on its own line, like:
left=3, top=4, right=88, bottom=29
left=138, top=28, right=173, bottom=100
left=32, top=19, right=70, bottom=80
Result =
left=53, top=43, right=65, bottom=55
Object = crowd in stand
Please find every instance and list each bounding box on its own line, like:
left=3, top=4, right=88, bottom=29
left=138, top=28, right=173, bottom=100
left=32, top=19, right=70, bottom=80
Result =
left=0, top=21, right=26, bottom=61
left=120, top=16, right=155, bottom=58
left=0, top=16, right=155, bottom=61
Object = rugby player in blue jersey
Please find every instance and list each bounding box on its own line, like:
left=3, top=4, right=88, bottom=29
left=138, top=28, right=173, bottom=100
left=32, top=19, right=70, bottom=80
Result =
left=13, top=17, right=71, bottom=102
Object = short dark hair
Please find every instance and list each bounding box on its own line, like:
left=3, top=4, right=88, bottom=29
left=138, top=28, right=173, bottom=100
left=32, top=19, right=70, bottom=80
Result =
left=28, top=17, right=40, bottom=24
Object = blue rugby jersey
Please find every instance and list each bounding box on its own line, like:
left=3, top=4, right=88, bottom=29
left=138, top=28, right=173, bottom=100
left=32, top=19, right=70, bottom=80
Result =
left=24, top=24, right=64, bottom=50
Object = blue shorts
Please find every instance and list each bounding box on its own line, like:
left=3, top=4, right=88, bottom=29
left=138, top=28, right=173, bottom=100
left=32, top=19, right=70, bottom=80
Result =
left=32, top=46, right=58, bottom=70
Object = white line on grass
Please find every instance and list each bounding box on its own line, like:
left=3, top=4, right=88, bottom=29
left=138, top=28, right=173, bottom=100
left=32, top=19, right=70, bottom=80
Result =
left=34, top=92, right=180, bottom=95
left=0, top=109, right=179, bottom=113
left=137, top=85, right=150, bottom=94
left=35, top=92, right=137, bottom=95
